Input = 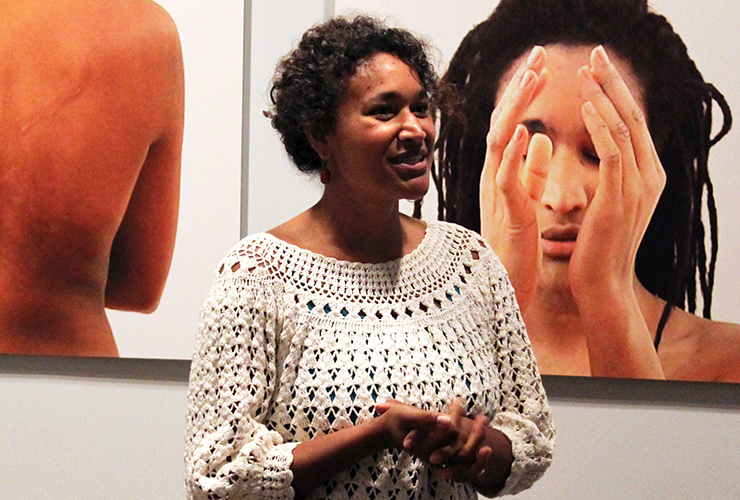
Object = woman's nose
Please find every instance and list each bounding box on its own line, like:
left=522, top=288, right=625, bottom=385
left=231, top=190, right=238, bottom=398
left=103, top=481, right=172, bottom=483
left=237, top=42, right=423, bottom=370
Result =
left=539, top=150, right=589, bottom=214
left=398, top=110, right=426, bottom=141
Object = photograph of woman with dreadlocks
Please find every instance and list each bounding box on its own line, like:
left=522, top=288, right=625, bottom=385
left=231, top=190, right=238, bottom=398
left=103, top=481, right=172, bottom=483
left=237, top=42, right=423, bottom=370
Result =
left=435, top=0, right=740, bottom=382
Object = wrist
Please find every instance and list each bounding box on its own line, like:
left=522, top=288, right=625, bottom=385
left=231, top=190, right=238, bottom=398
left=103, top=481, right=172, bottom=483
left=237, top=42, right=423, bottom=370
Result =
left=369, top=410, right=398, bottom=451
left=473, top=427, right=513, bottom=494
left=573, top=277, right=638, bottom=316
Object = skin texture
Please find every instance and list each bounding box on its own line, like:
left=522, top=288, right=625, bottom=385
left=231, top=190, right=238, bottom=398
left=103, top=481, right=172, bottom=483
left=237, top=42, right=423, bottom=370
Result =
left=0, top=0, right=184, bottom=356
left=269, top=52, right=515, bottom=498
left=481, top=44, right=740, bottom=381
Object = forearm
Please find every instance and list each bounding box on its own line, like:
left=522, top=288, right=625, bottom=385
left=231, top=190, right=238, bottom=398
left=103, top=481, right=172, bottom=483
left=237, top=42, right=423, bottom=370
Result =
left=291, top=416, right=388, bottom=497
left=579, top=290, right=665, bottom=379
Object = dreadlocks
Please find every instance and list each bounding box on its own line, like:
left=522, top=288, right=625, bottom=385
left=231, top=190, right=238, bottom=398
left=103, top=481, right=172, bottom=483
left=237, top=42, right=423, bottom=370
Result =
left=435, top=0, right=731, bottom=318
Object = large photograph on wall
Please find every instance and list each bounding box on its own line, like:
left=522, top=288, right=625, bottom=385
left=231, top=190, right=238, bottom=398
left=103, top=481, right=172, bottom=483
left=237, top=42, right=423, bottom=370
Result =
left=337, top=0, right=740, bottom=382
left=0, top=0, right=244, bottom=359
left=248, top=0, right=740, bottom=383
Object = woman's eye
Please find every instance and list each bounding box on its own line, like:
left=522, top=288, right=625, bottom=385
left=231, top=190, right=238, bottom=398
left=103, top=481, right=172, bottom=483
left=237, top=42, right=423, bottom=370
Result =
left=413, top=102, right=430, bottom=117
left=370, top=106, right=396, bottom=120
left=583, top=151, right=600, bottom=165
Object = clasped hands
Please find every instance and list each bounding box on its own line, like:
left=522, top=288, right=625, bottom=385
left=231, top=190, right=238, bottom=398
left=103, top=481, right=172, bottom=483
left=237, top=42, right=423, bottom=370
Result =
left=374, top=397, right=502, bottom=486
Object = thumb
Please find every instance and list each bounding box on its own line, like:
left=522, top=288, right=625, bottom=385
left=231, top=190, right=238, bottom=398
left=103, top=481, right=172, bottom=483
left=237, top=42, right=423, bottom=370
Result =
left=374, top=398, right=402, bottom=415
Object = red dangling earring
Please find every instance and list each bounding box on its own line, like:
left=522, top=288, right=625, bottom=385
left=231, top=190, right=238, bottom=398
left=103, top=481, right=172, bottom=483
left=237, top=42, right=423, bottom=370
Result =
left=320, top=169, right=331, bottom=184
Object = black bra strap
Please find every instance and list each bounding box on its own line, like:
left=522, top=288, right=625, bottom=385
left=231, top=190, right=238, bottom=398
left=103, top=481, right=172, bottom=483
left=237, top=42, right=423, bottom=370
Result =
left=654, top=302, right=674, bottom=351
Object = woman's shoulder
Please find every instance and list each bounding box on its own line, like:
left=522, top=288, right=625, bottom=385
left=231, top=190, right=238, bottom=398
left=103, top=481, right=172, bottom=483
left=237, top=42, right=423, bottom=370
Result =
left=428, top=220, right=506, bottom=270
left=213, top=232, right=284, bottom=280
left=426, top=220, right=492, bottom=251
left=662, top=309, right=740, bottom=383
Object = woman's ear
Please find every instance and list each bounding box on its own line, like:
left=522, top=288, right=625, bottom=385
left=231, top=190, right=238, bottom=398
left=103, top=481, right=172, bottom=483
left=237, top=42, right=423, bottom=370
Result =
left=306, top=126, right=331, bottom=161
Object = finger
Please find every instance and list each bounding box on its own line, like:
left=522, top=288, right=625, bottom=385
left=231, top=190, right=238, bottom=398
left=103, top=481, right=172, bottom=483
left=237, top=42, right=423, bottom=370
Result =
left=588, top=46, right=657, bottom=173
left=441, top=447, right=490, bottom=484
left=457, top=414, right=490, bottom=460
left=495, top=127, right=552, bottom=217
left=473, top=446, right=492, bottom=480
left=486, top=46, right=547, bottom=161
left=521, top=132, right=552, bottom=201
left=461, top=446, right=492, bottom=483
left=436, top=413, right=451, bottom=430
left=430, top=445, right=456, bottom=467
left=378, top=400, right=441, bottom=432
left=406, top=425, right=454, bottom=461
left=589, top=47, right=666, bottom=195
left=449, top=397, right=465, bottom=432
left=429, top=398, right=467, bottom=465
left=495, top=124, right=528, bottom=197
left=403, top=429, right=423, bottom=450
left=413, top=410, right=448, bottom=431
left=494, top=45, right=547, bottom=119
left=482, top=124, right=529, bottom=237
left=374, top=403, right=390, bottom=414
left=581, top=100, right=623, bottom=199
left=579, top=65, right=637, bottom=183
left=374, top=398, right=401, bottom=414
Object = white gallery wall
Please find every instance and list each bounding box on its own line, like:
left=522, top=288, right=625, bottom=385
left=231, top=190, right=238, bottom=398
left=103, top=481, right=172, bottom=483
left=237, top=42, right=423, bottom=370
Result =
left=1, top=1, right=739, bottom=499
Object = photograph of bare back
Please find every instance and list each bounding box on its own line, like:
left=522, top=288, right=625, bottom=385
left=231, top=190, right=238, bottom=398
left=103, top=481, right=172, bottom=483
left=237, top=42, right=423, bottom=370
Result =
left=0, top=0, right=183, bottom=356
left=0, top=0, right=243, bottom=358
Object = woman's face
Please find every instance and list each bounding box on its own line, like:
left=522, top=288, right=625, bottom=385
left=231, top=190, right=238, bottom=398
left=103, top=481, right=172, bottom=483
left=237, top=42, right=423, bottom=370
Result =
left=497, top=44, right=646, bottom=291
left=319, top=52, right=435, bottom=206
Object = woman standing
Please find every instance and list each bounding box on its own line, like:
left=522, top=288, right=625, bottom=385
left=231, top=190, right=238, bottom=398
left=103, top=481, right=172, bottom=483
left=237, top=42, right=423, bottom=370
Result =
left=186, top=16, right=553, bottom=500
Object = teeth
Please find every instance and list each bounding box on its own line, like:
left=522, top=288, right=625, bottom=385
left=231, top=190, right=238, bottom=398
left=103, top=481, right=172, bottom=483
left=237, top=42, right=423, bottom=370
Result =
left=396, top=156, right=422, bottom=164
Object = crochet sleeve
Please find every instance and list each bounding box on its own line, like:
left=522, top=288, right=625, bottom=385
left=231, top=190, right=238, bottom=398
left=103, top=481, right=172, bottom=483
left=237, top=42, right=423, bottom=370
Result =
left=482, top=253, right=555, bottom=497
left=185, top=255, right=297, bottom=500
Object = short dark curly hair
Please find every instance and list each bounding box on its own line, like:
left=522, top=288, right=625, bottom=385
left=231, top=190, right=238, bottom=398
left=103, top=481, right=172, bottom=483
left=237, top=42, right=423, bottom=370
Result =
left=435, top=0, right=732, bottom=318
left=268, top=15, right=438, bottom=174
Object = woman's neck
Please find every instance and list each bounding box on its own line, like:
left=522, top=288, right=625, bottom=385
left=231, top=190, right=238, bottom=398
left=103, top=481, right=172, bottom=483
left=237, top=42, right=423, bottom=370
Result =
left=268, top=196, right=425, bottom=264
left=523, top=276, right=668, bottom=374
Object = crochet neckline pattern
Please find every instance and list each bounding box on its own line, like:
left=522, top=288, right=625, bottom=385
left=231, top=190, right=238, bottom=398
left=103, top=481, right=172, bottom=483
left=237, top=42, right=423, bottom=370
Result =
left=260, top=219, right=434, bottom=269
left=227, top=221, right=473, bottom=305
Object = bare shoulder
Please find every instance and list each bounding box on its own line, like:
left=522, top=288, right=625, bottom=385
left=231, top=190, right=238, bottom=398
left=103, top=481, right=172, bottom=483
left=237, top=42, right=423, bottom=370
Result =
left=1, top=0, right=182, bottom=98
left=111, top=0, right=181, bottom=55
left=661, top=309, right=740, bottom=383
left=2, top=0, right=179, bottom=43
left=80, top=0, right=182, bottom=67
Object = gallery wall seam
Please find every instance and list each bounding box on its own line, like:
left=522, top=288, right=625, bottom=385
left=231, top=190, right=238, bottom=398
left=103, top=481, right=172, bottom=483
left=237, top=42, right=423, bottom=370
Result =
left=2, top=351, right=738, bottom=409
left=0, top=355, right=191, bottom=383
left=241, top=0, right=252, bottom=238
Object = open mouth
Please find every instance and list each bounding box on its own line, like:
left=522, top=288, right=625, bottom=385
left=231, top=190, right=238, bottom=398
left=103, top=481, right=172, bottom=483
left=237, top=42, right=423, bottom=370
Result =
left=389, top=151, right=427, bottom=166
left=388, top=151, right=429, bottom=179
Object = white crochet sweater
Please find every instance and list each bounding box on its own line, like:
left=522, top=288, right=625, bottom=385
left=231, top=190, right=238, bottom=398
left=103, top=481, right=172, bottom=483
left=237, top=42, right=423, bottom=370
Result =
left=185, top=221, right=554, bottom=500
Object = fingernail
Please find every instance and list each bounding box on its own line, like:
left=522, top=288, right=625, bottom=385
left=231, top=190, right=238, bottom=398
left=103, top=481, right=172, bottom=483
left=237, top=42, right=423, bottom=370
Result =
left=595, top=45, right=610, bottom=65
left=527, top=46, right=543, bottom=66
left=583, top=101, right=596, bottom=116
left=512, top=124, right=526, bottom=142
left=437, top=414, right=451, bottom=426
left=520, top=69, right=534, bottom=89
